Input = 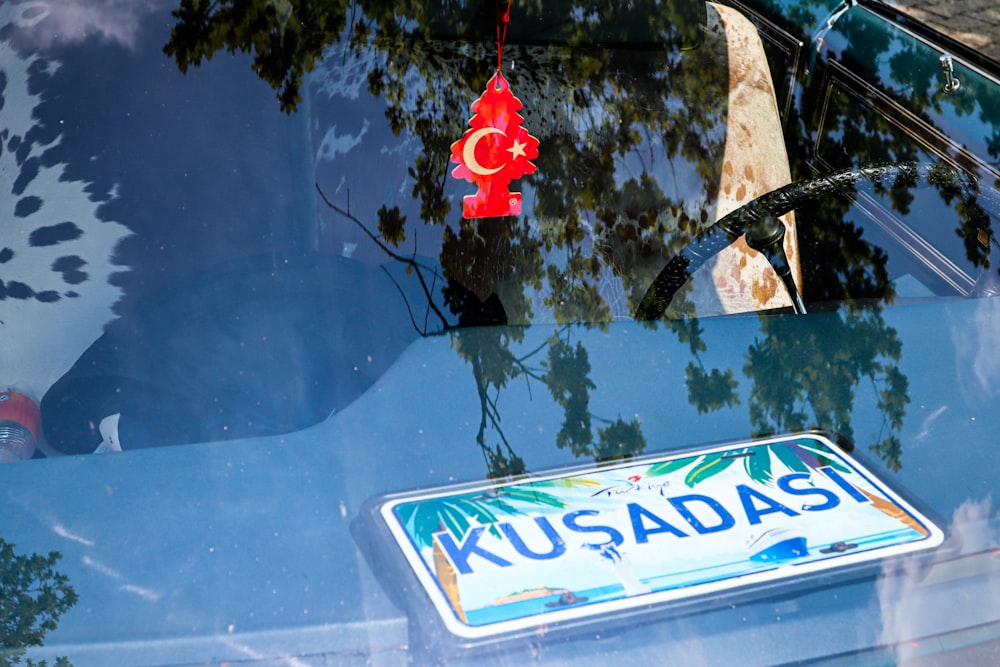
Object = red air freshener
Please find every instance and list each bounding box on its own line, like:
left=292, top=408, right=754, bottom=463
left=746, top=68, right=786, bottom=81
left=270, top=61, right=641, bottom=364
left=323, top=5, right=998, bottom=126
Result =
left=450, top=72, right=539, bottom=218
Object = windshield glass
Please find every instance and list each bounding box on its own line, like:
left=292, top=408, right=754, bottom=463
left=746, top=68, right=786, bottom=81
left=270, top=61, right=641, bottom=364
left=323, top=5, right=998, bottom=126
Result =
left=4, top=1, right=1000, bottom=665
left=4, top=0, right=784, bottom=457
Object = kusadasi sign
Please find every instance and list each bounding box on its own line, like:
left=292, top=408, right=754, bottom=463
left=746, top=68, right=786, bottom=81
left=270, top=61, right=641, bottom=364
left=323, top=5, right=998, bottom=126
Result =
left=380, top=434, right=944, bottom=639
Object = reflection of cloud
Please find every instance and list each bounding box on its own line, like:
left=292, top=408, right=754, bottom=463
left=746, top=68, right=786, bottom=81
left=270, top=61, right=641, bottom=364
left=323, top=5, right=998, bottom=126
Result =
left=83, top=556, right=162, bottom=602
left=52, top=523, right=96, bottom=547
left=120, top=583, right=162, bottom=602
left=222, top=636, right=313, bottom=667
left=6, top=0, right=166, bottom=50
left=951, top=298, right=1000, bottom=406
left=951, top=495, right=996, bottom=554
left=316, top=119, right=370, bottom=163
left=82, top=554, right=123, bottom=581
left=914, top=404, right=947, bottom=442
left=313, top=42, right=380, bottom=101
left=877, top=496, right=1000, bottom=663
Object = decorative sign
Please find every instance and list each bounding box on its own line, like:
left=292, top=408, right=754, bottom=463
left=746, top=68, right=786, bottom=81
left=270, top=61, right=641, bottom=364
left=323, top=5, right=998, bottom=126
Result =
left=450, top=72, right=539, bottom=218
left=380, top=434, right=944, bottom=639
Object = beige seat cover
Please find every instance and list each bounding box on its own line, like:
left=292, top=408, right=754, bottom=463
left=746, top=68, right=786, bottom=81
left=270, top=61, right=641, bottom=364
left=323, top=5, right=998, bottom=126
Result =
left=682, top=3, right=801, bottom=316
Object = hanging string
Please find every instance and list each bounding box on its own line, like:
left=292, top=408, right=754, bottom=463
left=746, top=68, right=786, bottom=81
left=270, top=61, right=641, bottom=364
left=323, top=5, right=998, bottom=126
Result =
left=496, top=0, right=512, bottom=74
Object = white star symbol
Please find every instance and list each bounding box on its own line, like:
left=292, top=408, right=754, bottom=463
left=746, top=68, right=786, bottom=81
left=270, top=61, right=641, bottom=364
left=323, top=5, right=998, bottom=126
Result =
left=507, top=139, right=528, bottom=160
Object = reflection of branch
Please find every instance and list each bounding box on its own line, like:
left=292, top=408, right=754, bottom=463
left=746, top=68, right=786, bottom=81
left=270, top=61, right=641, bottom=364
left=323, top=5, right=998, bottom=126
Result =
left=380, top=264, right=426, bottom=335
left=514, top=332, right=560, bottom=382
left=469, top=350, right=523, bottom=475
left=316, top=183, right=451, bottom=334
left=343, top=0, right=358, bottom=65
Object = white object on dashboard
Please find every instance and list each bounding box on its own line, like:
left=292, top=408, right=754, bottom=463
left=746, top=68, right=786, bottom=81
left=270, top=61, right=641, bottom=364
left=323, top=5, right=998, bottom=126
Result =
left=93, top=413, right=122, bottom=453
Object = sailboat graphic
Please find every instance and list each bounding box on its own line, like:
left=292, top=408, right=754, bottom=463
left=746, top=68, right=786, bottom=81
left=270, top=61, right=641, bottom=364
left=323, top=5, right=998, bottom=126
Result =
left=746, top=528, right=808, bottom=563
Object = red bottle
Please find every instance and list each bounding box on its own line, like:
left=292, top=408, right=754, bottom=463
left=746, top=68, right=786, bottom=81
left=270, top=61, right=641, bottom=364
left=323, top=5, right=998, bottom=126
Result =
left=0, top=391, right=40, bottom=462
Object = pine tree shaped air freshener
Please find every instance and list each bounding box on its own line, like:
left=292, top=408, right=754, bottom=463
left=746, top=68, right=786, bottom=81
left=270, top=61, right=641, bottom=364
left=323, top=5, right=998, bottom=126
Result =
left=449, top=4, right=539, bottom=218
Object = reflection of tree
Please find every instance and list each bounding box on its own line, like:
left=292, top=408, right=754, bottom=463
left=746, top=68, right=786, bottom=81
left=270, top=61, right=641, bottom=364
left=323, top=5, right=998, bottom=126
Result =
left=169, top=0, right=914, bottom=474
left=0, top=539, right=77, bottom=667
left=671, top=164, right=914, bottom=471
left=166, top=0, right=725, bottom=318
left=337, top=2, right=723, bottom=475
left=807, top=7, right=1000, bottom=274
left=456, top=324, right=648, bottom=476
left=676, top=301, right=909, bottom=472
left=353, top=29, right=732, bottom=333
left=320, top=191, right=647, bottom=477
left=164, top=0, right=349, bottom=113
left=282, top=1, right=724, bottom=476
left=743, top=309, right=908, bottom=472
left=737, top=1, right=1000, bottom=471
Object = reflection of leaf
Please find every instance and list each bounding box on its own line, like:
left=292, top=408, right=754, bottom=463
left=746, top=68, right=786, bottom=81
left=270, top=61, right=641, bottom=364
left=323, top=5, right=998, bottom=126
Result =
left=685, top=362, right=740, bottom=414
left=668, top=319, right=707, bottom=355
left=741, top=310, right=909, bottom=472
left=377, top=205, right=407, bottom=246
left=544, top=337, right=597, bottom=457
left=594, top=417, right=647, bottom=462
left=164, top=0, right=349, bottom=113
left=483, top=444, right=526, bottom=479
left=0, top=539, right=78, bottom=667
left=869, top=435, right=903, bottom=474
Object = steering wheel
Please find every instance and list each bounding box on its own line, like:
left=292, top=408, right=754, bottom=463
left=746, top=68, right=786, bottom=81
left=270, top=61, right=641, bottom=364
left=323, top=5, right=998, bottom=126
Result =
left=633, top=162, right=983, bottom=321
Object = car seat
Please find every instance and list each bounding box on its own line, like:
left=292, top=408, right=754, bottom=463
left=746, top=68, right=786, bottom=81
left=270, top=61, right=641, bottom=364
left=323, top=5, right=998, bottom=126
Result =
left=684, top=3, right=801, bottom=316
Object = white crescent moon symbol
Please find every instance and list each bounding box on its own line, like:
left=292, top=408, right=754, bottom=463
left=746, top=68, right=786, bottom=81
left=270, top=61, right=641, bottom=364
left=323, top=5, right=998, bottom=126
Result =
left=463, top=127, right=506, bottom=176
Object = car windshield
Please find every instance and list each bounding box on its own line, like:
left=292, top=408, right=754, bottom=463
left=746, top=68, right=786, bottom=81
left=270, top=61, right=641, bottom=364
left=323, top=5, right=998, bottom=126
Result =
left=3, top=1, right=1000, bottom=665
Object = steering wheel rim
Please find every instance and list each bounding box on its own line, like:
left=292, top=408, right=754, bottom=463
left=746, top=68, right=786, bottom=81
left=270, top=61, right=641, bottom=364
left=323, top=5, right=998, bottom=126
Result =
left=633, top=162, right=982, bottom=321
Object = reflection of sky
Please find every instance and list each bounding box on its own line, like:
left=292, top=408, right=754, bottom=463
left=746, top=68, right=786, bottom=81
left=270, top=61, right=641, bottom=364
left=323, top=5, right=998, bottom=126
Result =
left=0, top=0, right=169, bottom=48
left=878, top=495, right=1000, bottom=662
left=950, top=296, right=1000, bottom=404
left=4, top=0, right=169, bottom=49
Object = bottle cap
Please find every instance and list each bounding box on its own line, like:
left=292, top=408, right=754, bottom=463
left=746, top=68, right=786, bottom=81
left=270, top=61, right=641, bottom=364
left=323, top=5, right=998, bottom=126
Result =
left=0, top=391, right=41, bottom=440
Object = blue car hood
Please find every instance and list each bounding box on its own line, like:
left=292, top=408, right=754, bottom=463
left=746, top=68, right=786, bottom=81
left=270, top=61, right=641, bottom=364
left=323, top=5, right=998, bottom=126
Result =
left=5, top=296, right=1000, bottom=665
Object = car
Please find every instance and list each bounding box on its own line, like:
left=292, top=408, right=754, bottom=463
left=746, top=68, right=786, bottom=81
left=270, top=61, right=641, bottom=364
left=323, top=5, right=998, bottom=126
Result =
left=2, top=0, right=1000, bottom=664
